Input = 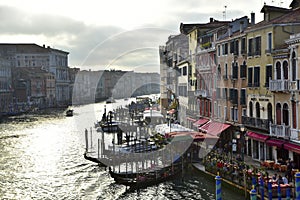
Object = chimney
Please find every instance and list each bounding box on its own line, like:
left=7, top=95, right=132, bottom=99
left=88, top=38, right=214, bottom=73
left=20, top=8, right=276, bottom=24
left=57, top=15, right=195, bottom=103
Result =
left=228, top=25, right=233, bottom=37
left=210, top=17, right=214, bottom=23
left=251, top=12, right=255, bottom=25
left=240, top=21, right=244, bottom=33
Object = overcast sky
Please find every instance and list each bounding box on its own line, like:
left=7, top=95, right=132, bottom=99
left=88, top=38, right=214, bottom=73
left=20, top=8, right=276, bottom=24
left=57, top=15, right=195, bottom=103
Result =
left=0, top=0, right=291, bottom=73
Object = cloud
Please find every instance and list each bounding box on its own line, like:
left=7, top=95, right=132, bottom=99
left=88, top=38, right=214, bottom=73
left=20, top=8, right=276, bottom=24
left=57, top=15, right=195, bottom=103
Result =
left=78, top=28, right=175, bottom=71
left=0, top=0, right=287, bottom=72
left=0, top=5, right=176, bottom=72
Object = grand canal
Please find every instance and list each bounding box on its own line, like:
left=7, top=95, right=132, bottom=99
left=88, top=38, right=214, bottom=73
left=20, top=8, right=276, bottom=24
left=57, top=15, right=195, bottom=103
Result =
left=0, top=99, right=244, bottom=200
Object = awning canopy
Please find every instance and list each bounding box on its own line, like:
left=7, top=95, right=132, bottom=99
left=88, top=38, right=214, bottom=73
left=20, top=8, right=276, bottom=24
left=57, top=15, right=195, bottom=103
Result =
left=247, top=131, right=270, bottom=142
left=167, top=109, right=176, bottom=114
left=284, top=142, right=300, bottom=154
left=193, top=118, right=209, bottom=127
left=199, top=121, right=231, bottom=136
left=167, top=131, right=219, bottom=141
left=266, top=139, right=286, bottom=148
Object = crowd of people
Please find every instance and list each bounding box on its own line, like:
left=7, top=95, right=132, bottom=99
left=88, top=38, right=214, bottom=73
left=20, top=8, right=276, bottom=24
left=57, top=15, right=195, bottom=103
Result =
left=202, top=149, right=295, bottom=191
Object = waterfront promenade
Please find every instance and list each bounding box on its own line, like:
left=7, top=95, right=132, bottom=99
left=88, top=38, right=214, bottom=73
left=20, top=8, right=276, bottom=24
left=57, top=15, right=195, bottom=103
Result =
left=192, top=154, right=295, bottom=200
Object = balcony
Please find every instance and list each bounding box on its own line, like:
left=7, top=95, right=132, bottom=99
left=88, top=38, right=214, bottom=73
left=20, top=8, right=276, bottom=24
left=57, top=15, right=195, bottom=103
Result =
left=194, top=89, right=206, bottom=97
left=290, top=80, right=300, bottom=91
left=242, top=116, right=269, bottom=130
left=269, top=79, right=290, bottom=92
left=290, top=128, right=300, bottom=140
left=269, top=124, right=290, bottom=139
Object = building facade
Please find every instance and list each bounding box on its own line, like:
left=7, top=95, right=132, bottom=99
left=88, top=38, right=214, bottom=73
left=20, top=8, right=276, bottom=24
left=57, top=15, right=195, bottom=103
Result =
left=0, top=58, right=12, bottom=114
left=0, top=43, right=71, bottom=107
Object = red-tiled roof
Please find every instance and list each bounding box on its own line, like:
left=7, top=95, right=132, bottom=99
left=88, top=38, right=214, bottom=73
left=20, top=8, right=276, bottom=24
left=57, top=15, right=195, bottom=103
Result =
left=180, top=20, right=230, bottom=34
left=246, top=8, right=300, bottom=31
left=0, top=43, right=69, bottom=54
left=260, top=5, right=290, bottom=13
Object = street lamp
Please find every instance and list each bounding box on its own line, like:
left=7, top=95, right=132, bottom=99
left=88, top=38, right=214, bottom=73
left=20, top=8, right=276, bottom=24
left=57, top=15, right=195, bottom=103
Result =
left=166, top=113, right=171, bottom=133
left=240, top=125, right=246, bottom=161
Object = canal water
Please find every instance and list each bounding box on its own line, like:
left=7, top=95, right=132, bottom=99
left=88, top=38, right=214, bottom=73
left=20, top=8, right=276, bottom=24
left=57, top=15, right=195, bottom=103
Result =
left=0, top=100, right=244, bottom=200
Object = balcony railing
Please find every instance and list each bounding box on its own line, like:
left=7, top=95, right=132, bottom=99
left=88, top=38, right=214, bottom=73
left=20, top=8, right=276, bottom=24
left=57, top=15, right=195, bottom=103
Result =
left=194, top=89, right=212, bottom=98
left=194, top=89, right=207, bottom=98
left=290, top=128, right=300, bottom=140
left=242, top=116, right=269, bottom=130
left=290, top=80, right=300, bottom=91
left=269, top=123, right=290, bottom=139
left=269, top=79, right=290, bottom=92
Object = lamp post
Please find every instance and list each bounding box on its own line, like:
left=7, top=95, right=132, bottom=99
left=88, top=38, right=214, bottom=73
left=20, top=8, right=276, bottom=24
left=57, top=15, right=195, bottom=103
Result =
left=240, top=125, right=246, bottom=161
left=166, top=113, right=171, bottom=133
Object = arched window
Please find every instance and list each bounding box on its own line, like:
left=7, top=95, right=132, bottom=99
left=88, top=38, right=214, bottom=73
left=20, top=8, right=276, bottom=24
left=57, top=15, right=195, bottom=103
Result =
left=256, top=102, right=260, bottom=118
left=276, top=103, right=282, bottom=125
left=267, top=103, right=272, bottom=123
left=292, top=51, right=297, bottom=81
left=249, top=101, right=253, bottom=117
left=276, top=61, right=281, bottom=80
left=217, top=64, right=221, bottom=79
left=292, top=100, right=297, bottom=129
left=283, top=60, right=288, bottom=80
left=283, top=103, right=289, bottom=126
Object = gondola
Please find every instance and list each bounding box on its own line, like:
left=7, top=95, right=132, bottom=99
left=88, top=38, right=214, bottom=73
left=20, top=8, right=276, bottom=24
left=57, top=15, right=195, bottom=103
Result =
left=66, top=109, right=73, bottom=117
left=108, top=162, right=182, bottom=188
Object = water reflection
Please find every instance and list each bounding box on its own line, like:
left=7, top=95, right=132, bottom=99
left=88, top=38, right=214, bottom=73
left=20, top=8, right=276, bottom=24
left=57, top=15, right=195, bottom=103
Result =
left=0, top=102, right=243, bottom=200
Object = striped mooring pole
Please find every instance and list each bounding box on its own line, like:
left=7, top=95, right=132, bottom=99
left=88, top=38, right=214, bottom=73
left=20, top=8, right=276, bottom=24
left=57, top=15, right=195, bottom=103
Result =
left=252, top=176, right=257, bottom=188
left=250, top=185, right=257, bottom=200
left=259, top=177, right=264, bottom=199
left=215, top=173, right=222, bottom=200
left=267, top=181, right=272, bottom=200
left=286, top=187, right=291, bottom=200
left=85, top=128, right=88, bottom=152
left=296, top=172, right=300, bottom=200
left=277, top=181, right=281, bottom=200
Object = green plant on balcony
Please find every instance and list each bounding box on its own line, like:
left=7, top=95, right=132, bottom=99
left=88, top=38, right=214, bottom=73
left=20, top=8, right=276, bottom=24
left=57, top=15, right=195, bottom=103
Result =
left=201, top=42, right=211, bottom=49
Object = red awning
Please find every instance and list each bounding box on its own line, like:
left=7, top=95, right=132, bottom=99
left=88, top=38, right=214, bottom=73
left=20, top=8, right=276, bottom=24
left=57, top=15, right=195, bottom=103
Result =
left=167, top=109, right=176, bottom=114
left=266, top=139, right=286, bottom=148
left=199, top=121, right=231, bottom=136
left=284, top=142, right=300, bottom=154
left=167, top=131, right=219, bottom=141
left=193, top=118, right=209, bottom=127
left=187, top=117, right=197, bottom=122
left=247, top=131, right=269, bottom=142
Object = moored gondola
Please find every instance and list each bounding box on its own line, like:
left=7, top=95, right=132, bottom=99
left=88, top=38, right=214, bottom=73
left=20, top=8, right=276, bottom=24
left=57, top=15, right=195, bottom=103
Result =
left=108, top=162, right=182, bottom=188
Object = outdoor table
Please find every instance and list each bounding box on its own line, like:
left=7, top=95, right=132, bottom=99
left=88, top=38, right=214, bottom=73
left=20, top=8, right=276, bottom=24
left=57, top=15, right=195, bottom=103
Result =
left=280, top=165, right=287, bottom=172
left=261, top=160, right=275, bottom=169
left=273, top=163, right=281, bottom=171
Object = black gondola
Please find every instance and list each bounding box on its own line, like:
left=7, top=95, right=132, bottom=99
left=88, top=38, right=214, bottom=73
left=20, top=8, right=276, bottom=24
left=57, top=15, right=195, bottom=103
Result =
left=108, top=162, right=182, bottom=188
left=66, top=109, right=73, bottom=117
